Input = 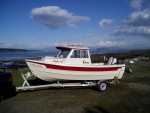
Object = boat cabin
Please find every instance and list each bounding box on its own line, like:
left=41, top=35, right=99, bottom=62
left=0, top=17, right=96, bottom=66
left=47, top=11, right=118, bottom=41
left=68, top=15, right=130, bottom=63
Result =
left=41, top=45, right=91, bottom=65
left=41, top=45, right=118, bottom=65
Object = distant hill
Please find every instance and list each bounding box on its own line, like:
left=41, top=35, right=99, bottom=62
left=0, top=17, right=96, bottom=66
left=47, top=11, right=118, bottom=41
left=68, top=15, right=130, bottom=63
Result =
left=0, top=48, right=39, bottom=52
left=97, top=48, right=109, bottom=50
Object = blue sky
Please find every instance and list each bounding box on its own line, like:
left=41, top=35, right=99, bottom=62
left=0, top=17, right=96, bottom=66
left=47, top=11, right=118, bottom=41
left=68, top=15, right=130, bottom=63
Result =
left=0, top=0, right=150, bottom=50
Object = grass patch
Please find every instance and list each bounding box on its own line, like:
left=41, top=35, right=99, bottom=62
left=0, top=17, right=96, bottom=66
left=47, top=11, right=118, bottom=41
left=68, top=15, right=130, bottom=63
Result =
left=9, top=68, right=36, bottom=86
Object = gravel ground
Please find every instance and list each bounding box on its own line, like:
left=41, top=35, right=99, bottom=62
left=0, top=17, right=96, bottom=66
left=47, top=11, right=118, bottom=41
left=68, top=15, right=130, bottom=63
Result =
left=127, top=83, right=150, bottom=91
left=0, top=88, right=107, bottom=113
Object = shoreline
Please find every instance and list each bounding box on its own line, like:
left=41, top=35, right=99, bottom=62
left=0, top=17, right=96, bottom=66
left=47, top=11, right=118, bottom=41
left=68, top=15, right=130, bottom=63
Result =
left=0, top=49, right=149, bottom=63
left=92, top=49, right=150, bottom=60
left=0, top=57, right=41, bottom=64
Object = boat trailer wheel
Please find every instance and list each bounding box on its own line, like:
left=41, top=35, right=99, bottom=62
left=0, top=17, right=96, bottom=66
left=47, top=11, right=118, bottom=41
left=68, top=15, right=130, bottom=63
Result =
left=97, top=81, right=108, bottom=92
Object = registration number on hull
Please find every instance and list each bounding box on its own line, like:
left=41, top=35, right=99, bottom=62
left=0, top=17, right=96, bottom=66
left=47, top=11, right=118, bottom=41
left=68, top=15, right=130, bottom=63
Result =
left=31, top=63, right=46, bottom=68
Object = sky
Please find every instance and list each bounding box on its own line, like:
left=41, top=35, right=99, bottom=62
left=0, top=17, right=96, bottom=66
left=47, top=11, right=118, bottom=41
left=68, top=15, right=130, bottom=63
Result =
left=0, top=0, right=150, bottom=50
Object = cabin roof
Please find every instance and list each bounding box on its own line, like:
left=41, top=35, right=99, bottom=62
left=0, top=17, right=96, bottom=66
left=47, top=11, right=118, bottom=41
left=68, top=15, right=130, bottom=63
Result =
left=56, top=45, right=89, bottom=50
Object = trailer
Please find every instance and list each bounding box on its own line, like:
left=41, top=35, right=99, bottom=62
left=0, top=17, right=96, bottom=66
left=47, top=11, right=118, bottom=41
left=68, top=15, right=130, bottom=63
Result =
left=16, top=71, right=119, bottom=92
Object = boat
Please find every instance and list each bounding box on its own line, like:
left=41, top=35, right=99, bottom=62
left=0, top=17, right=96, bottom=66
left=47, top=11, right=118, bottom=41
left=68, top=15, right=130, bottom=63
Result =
left=26, top=45, right=125, bottom=82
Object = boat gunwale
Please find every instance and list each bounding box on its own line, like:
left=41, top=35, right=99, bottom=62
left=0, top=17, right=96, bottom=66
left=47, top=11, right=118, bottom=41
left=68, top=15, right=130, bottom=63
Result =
left=26, top=59, right=125, bottom=72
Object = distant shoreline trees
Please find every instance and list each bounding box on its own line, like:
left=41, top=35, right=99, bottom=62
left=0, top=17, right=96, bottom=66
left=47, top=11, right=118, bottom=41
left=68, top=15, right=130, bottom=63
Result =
left=0, top=48, right=39, bottom=52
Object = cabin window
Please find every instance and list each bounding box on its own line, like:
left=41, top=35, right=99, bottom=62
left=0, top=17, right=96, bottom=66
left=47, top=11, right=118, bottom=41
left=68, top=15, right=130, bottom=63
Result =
left=81, top=50, right=89, bottom=58
left=71, top=50, right=89, bottom=58
left=71, top=50, right=80, bottom=58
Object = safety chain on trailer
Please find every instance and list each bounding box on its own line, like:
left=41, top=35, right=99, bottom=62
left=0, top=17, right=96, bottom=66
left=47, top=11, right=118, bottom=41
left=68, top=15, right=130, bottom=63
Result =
left=114, top=76, right=119, bottom=85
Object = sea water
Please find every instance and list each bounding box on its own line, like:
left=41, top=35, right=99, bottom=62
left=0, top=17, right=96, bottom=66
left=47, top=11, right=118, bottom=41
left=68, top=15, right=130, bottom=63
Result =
left=0, top=51, right=58, bottom=60
left=0, top=49, right=129, bottom=60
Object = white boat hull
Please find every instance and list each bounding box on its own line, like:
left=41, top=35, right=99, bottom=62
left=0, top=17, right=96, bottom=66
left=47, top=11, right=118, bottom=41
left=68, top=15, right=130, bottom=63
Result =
left=26, top=60, right=125, bottom=82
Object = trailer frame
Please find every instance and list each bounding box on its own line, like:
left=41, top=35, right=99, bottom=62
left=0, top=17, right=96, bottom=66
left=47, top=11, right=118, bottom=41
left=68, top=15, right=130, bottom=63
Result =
left=16, top=72, right=97, bottom=91
left=16, top=71, right=118, bottom=92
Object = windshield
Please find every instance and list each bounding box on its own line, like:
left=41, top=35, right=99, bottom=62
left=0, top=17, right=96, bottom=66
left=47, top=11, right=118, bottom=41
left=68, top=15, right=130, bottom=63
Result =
left=57, top=50, right=70, bottom=58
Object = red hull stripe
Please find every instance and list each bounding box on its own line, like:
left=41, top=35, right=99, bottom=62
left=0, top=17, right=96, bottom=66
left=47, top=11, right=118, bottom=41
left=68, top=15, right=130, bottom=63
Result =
left=28, top=61, right=121, bottom=71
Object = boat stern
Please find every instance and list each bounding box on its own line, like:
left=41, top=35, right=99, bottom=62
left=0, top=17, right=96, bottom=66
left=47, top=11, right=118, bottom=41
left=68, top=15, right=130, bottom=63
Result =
left=117, top=64, right=126, bottom=79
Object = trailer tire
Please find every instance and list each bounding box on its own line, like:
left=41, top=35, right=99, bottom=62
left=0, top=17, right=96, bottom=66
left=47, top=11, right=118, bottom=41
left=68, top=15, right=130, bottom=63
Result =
left=97, top=81, right=107, bottom=92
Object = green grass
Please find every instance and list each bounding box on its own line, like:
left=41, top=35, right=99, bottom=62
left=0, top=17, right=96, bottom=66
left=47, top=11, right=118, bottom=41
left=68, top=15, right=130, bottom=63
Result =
left=9, top=68, right=36, bottom=87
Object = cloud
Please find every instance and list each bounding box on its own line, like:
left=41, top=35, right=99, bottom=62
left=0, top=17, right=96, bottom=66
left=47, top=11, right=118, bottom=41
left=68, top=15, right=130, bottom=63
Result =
left=113, top=1, right=150, bottom=38
left=82, top=33, right=98, bottom=39
left=0, top=42, right=46, bottom=49
left=99, top=19, right=114, bottom=27
left=0, top=43, right=20, bottom=48
left=0, top=43, right=12, bottom=48
left=96, top=41, right=126, bottom=47
left=123, top=8, right=150, bottom=26
left=114, top=25, right=150, bottom=37
left=0, top=41, right=127, bottom=49
left=48, top=41, right=127, bottom=48
left=85, top=41, right=126, bottom=47
left=30, top=6, right=90, bottom=29
left=129, top=0, right=143, bottom=11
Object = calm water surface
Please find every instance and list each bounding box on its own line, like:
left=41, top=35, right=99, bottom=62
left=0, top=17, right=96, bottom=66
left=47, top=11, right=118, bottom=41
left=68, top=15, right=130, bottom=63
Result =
left=0, top=51, right=58, bottom=60
left=0, top=49, right=128, bottom=60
